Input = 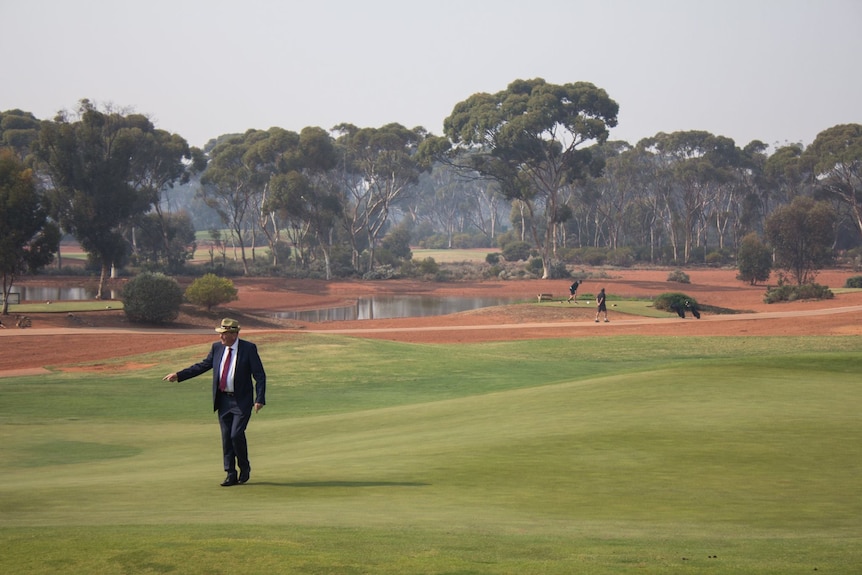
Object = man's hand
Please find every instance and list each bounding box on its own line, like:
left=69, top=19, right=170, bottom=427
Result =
left=163, top=373, right=178, bottom=382
left=254, top=403, right=263, bottom=413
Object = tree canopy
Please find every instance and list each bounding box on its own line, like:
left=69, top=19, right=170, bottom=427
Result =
left=443, top=78, right=619, bottom=278
left=3, top=94, right=861, bottom=287
left=803, top=123, right=862, bottom=238
left=765, top=196, right=836, bottom=285
left=33, top=100, right=193, bottom=297
left=0, top=149, right=60, bottom=314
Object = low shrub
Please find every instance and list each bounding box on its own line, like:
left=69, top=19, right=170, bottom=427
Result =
left=502, top=241, right=533, bottom=262
left=184, top=273, right=238, bottom=311
left=844, top=276, right=862, bottom=288
left=653, top=292, right=698, bottom=312
left=416, top=257, right=440, bottom=276
left=667, top=269, right=690, bottom=283
left=764, top=283, right=834, bottom=304
left=122, top=272, right=183, bottom=324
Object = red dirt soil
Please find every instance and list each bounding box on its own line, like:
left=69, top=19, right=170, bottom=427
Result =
left=2, top=269, right=862, bottom=375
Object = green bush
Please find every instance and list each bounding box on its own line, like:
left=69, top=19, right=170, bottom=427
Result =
left=546, top=260, right=571, bottom=279
left=122, top=272, right=184, bottom=324
left=764, top=283, right=834, bottom=304
left=501, top=241, right=532, bottom=262
left=606, top=248, right=635, bottom=267
left=667, top=269, right=690, bottom=283
left=844, top=276, right=862, bottom=288
left=184, top=273, right=238, bottom=311
left=416, top=257, right=440, bottom=276
left=579, top=247, right=608, bottom=266
left=485, top=252, right=501, bottom=265
left=737, top=233, right=772, bottom=285
left=362, top=264, right=398, bottom=280
left=653, top=292, right=698, bottom=312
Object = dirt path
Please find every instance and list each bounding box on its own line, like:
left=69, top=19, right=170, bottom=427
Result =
left=2, top=268, right=861, bottom=375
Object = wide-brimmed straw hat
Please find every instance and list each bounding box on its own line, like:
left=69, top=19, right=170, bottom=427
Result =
left=215, top=318, right=241, bottom=333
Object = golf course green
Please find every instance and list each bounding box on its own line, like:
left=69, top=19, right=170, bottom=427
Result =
left=1, top=333, right=859, bottom=573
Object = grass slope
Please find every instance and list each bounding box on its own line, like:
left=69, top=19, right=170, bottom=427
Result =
left=1, top=334, right=860, bottom=574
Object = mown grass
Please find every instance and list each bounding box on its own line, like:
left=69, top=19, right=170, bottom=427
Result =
left=1, top=334, right=860, bottom=574
left=8, top=301, right=124, bottom=314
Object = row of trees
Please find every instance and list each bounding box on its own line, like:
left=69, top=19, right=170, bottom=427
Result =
left=2, top=79, right=861, bottom=307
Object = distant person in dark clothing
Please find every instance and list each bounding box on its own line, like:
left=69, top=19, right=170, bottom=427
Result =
left=595, top=288, right=609, bottom=322
left=566, top=280, right=582, bottom=303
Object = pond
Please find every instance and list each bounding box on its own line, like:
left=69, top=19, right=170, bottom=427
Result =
left=273, top=295, right=516, bottom=322
left=13, top=286, right=99, bottom=301
left=9, top=287, right=515, bottom=322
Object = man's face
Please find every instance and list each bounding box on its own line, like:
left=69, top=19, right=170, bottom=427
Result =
left=220, top=331, right=239, bottom=346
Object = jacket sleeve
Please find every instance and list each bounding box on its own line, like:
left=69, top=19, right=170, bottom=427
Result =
left=248, top=342, right=266, bottom=405
left=176, top=344, right=216, bottom=382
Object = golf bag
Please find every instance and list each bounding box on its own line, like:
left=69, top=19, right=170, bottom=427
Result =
left=685, top=300, right=701, bottom=319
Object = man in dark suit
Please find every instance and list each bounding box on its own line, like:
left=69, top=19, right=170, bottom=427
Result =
left=163, top=318, right=267, bottom=487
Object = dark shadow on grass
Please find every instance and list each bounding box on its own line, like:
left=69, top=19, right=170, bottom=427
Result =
left=247, top=480, right=430, bottom=488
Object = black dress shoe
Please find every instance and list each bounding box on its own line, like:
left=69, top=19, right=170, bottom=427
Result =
left=220, top=475, right=238, bottom=487
left=238, top=470, right=250, bottom=484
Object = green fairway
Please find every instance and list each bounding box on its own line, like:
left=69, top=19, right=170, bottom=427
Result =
left=1, top=334, right=860, bottom=573
left=8, top=301, right=124, bottom=314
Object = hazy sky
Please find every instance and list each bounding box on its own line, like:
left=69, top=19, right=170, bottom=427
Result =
left=3, top=0, right=860, bottom=150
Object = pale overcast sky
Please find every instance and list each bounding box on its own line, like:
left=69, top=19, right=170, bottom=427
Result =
left=2, top=0, right=860, bottom=150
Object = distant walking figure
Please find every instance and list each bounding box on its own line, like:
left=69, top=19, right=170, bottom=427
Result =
left=595, top=288, right=609, bottom=323
left=566, top=280, right=582, bottom=303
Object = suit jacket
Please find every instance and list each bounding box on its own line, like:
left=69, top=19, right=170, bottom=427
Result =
left=176, top=338, right=266, bottom=413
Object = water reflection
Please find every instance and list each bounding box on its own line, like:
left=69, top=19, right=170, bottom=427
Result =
left=274, top=295, right=514, bottom=322
left=16, top=286, right=97, bottom=301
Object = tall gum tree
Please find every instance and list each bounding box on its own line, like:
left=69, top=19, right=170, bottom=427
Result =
left=765, top=196, right=836, bottom=285
left=639, top=131, right=741, bottom=263
left=802, top=123, right=862, bottom=240
left=199, top=130, right=271, bottom=275
left=443, top=78, right=618, bottom=278
left=0, top=149, right=60, bottom=314
left=34, top=100, right=168, bottom=298
left=333, top=123, right=430, bottom=272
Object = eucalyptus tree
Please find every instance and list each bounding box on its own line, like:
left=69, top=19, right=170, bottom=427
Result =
left=410, top=162, right=483, bottom=248
left=333, top=123, right=430, bottom=272
left=0, top=109, right=40, bottom=160
left=242, top=127, right=302, bottom=267
left=763, top=143, right=807, bottom=205
left=581, top=141, right=636, bottom=250
left=764, top=196, right=836, bottom=285
left=33, top=100, right=167, bottom=298
left=412, top=148, right=508, bottom=245
left=733, top=140, right=770, bottom=240
left=620, top=144, right=671, bottom=254
left=0, top=149, right=60, bottom=315
left=132, top=128, right=204, bottom=271
left=443, top=78, right=618, bottom=278
left=133, top=210, right=196, bottom=270
left=699, top=136, right=751, bottom=253
left=468, top=179, right=506, bottom=242
left=264, top=127, right=342, bottom=277
left=802, top=123, right=862, bottom=239
left=640, top=131, right=737, bottom=263
left=199, top=129, right=270, bottom=274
